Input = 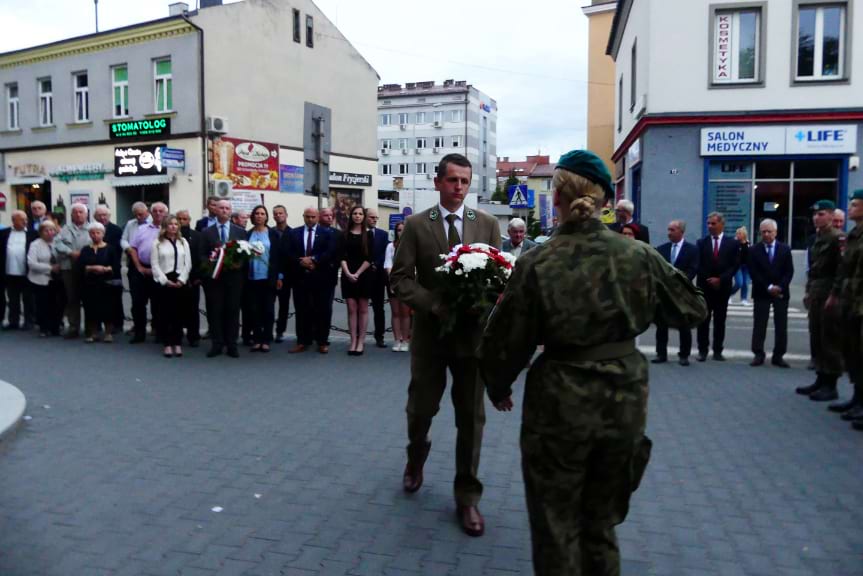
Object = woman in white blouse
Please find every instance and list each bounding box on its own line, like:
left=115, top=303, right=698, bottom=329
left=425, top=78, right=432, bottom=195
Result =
left=384, top=221, right=411, bottom=352
left=26, top=220, right=62, bottom=337
left=151, top=215, right=192, bottom=357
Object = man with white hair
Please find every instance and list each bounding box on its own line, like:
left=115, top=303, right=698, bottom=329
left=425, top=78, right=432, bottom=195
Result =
left=748, top=218, right=794, bottom=368
left=55, top=203, right=91, bottom=337
left=502, top=218, right=537, bottom=259
left=609, top=198, right=650, bottom=244
left=128, top=202, right=168, bottom=343
left=0, top=210, right=36, bottom=329
left=833, top=209, right=846, bottom=232
left=29, top=200, right=48, bottom=233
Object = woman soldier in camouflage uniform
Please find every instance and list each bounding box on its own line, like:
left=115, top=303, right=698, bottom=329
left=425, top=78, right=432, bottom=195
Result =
left=479, top=150, right=707, bottom=576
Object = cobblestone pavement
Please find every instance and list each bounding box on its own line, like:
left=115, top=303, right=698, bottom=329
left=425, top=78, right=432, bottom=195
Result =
left=1, top=331, right=862, bottom=576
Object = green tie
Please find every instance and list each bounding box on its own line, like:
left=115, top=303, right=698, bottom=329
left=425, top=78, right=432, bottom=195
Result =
left=446, top=214, right=461, bottom=248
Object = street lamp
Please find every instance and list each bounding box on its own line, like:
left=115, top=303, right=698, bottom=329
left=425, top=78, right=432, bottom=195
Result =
left=94, top=0, right=99, bottom=33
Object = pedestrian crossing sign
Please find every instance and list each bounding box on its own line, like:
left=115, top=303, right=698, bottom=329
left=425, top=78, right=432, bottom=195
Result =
left=508, top=185, right=534, bottom=208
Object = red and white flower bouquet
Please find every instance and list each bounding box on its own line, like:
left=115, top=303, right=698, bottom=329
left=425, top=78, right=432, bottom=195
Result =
left=434, top=243, right=517, bottom=335
left=205, top=240, right=264, bottom=279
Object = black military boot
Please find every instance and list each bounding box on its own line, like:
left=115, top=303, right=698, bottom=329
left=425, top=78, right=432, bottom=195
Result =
left=810, top=375, right=839, bottom=402
left=829, top=382, right=861, bottom=413
left=796, top=374, right=823, bottom=396
left=841, top=404, right=863, bottom=421
left=852, top=418, right=863, bottom=431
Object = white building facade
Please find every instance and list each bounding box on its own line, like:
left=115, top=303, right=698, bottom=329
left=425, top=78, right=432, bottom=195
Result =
left=376, top=80, right=498, bottom=214
left=608, top=0, right=863, bottom=248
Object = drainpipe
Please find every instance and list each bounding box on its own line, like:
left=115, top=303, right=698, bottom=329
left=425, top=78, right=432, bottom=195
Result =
left=183, top=15, right=207, bottom=211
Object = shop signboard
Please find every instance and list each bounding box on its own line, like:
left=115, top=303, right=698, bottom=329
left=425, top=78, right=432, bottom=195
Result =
left=50, top=163, right=107, bottom=183
left=230, top=191, right=264, bottom=213
left=329, top=172, right=372, bottom=187
left=109, top=118, right=171, bottom=140
left=702, top=125, right=858, bottom=156
left=707, top=180, right=751, bottom=234
left=214, top=137, right=279, bottom=191
left=786, top=125, right=857, bottom=155
left=389, top=214, right=405, bottom=230
left=279, top=165, right=304, bottom=193
left=12, top=164, right=45, bottom=178
left=114, top=144, right=167, bottom=177
left=161, top=148, right=186, bottom=169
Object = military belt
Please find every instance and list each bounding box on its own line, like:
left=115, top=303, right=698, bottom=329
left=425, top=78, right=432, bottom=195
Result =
left=545, top=339, right=636, bottom=362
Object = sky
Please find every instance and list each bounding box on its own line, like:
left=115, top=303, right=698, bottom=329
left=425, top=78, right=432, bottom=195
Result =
left=0, top=0, right=591, bottom=160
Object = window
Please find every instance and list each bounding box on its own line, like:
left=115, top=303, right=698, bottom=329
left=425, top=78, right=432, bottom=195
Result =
left=434, top=136, right=445, bottom=148
left=113, top=65, right=129, bottom=118
left=415, top=111, right=426, bottom=124
left=712, top=8, right=761, bottom=84
left=416, top=137, right=427, bottom=149
left=416, top=163, right=428, bottom=174
left=617, top=76, right=623, bottom=132
left=795, top=3, right=847, bottom=80
left=381, top=139, right=392, bottom=150
left=450, top=109, right=464, bottom=122
left=6, top=84, right=19, bottom=130
left=380, top=113, right=391, bottom=126
left=73, top=72, right=89, bottom=122
left=154, top=59, right=172, bottom=113
left=38, top=78, right=53, bottom=126
left=398, top=112, right=409, bottom=125
left=306, top=15, right=314, bottom=48
left=381, top=164, right=393, bottom=176
left=398, top=163, right=409, bottom=175
left=451, top=135, right=463, bottom=148
left=399, top=138, right=408, bottom=150
left=433, top=110, right=443, bottom=124
left=630, top=40, right=637, bottom=109
left=292, top=9, right=301, bottom=43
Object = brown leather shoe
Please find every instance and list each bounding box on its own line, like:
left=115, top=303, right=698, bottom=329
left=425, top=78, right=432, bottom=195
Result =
left=288, top=344, right=307, bottom=354
left=403, top=440, right=431, bottom=493
left=318, top=345, right=329, bottom=354
left=456, top=505, right=485, bottom=537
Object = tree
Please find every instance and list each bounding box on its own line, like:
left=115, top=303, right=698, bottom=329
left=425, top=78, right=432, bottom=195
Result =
left=492, top=171, right=520, bottom=204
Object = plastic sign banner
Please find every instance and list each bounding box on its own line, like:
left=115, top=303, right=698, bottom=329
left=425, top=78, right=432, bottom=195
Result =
left=109, top=118, right=171, bottom=140
left=213, top=137, right=279, bottom=191
left=701, top=125, right=857, bottom=156
left=114, top=145, right=167, bottom=177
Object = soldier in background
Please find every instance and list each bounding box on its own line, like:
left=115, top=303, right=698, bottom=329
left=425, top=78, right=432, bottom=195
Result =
left=479, top=150, right=707, bottom=576
left=797, top=200, right=844, bottom=401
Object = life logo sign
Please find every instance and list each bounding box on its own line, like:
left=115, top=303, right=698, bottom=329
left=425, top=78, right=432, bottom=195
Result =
left=787, top=125, right=857, bottom=154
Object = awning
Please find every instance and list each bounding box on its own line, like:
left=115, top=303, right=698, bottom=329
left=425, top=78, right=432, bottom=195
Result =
left=111, top=175, right=173, bottom=187
left=9, top=176, right=46, bottom=185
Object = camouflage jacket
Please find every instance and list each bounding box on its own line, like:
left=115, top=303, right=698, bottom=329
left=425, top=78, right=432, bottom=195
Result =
left=478, top=218, right=708, bottom=403
left=834, top=223, right=863, bottom=316
left=806, top=226, right=842, bottom=300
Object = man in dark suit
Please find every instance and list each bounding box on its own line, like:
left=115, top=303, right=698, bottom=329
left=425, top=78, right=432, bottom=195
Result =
left=94, top=205, right=124, bottom=332
left=748, top=218, right=794, bottom=368
left=609, top=199, right=650, bottom=244
left=177, top=210, right=202, bottom=347
left=272, top=205, right=292, bottom=343
left=0, top=211, right=36, bottom=329
left=653, top=219, right=699, bottom=366
left=195, top=196, right=220, bottom=232
left=199, top=199, right=247, bottom=358
left=696, top=211, right=740, bottom=361
left=366, top=208, right=390, bottom=348
left=318, top=207, right=339, bottom=347
left=285, top=207, right=334, bottom=354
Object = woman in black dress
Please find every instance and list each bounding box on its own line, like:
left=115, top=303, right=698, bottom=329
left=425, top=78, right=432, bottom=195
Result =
left=340, top=205, right=374, bottom=355
left=78, top=222, right=121, bottom=342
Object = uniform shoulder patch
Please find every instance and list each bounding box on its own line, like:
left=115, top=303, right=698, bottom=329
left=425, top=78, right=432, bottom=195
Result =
left=429, top=208, right=439, bottom=222
left=466, top=209, right=477, bottom=221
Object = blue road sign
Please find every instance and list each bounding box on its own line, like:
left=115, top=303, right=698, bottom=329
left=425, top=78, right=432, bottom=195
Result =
left=508, top=185, right=535, bottom=209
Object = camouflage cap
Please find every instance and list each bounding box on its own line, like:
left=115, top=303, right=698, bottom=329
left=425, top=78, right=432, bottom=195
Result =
left=556, top=150, right=614, bottom=197
left=811, top=199, right=836, bottom=211
left=851, top=189, right=863, bottom=201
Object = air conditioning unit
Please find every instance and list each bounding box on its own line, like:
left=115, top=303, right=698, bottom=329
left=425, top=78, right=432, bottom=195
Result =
left=415, top=148, right=422, bottom=154
left=206, top=115, right=229, bottom=134
left=432, top=147, right=439, bottom=153
left=433, top=121, right=442, bottom=128
left=208, top=179, right=233, bottom=198
left=401, top=148, right=408, bottom=155
left=380, top=148, right=389, bottom=155
left=399, top=124, right=407, bottom=131
left=426, top=174, right=433, bottom=179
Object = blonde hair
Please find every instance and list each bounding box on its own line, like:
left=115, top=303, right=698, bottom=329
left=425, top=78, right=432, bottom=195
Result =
left=158, top=215, right=180, bottom=243
left=735, top=226, right=749, bottom=242
left=552, top=169, right=605, bottom=223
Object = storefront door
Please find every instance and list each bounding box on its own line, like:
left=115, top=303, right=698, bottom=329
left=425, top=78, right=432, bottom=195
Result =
left=115, top=184, right=169, bottom=223
left=13, top=182, right=52, bottom=219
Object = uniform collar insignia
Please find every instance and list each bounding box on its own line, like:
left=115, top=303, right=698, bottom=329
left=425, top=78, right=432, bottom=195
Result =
left=466, top=209, right=477, bottom=221
left=429, top=208, right=439, bottom=221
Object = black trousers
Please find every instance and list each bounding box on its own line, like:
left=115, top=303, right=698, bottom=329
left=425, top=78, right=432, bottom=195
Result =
left=183, top=284, right=201, bottom=343
left=751, top=297, right=788, bottom=361
left=655, top=323, right=692, bottom=359
left=245, top=279, right=275, bottom=345
left=112, top=284, right=125, bottom=331
left=370, top=266, right=387, bottom=342
left=3, top=275, right=31, bottom=328
left=204, top=273, right=244, bottom=349
left=156, top=284, right=184, bottom=347
left=274, top=282, right=291, bottom=336
left=129, top=267, right=159, bottom=339
left=293, top=275, right=330, bottom=346
left=31, top=280, right=62, bottom=335
left=697, top=288, right=730, bottom=355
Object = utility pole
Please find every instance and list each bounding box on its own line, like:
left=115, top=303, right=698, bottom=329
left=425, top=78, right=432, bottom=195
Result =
left=313, top=115, right=326, bottom=211
left=94, top=0, right=99, bottom=32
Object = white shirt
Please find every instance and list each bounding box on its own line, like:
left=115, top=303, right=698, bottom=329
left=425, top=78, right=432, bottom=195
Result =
left=510, top=244, right=523, bottom=259
left=150, top=237, right=192, bottom=286
left=439, top=203, right=465, bottom=244
left=303, top=225, right=318, bottom=256
left=5, top=229, right=27, bottom=276
left=384, top=242, right=396, bottom=270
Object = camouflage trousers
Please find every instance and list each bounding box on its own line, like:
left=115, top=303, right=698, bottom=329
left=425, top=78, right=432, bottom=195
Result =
left=520, top=354, right=652, bottom=576
left=809, top=297, right=844, bottom=376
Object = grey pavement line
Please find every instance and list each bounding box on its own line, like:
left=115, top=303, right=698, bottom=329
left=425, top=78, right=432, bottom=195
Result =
left=0, top=379, right=26, bottom=444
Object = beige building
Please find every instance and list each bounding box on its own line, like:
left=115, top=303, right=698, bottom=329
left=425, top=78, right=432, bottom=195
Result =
left=582, top=1, right=617, bottom=175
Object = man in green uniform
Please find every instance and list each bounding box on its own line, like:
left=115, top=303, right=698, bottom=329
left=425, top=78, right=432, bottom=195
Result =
left=798, top=200, right=844, bottom=401
left=827, top=190, right=863, bottom=426
left=478, top=150, right=707, bottom=576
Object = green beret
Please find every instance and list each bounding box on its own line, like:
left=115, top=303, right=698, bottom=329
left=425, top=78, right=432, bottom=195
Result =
left=556, top=150, right=614, bottom=197
left=811, top=199, right=836, bottom=211
left=851, top=189, right=863, bottom=201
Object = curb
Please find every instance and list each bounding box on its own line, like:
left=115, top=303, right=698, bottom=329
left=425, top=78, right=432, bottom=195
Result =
left=0, top=379, right=26, bottom=445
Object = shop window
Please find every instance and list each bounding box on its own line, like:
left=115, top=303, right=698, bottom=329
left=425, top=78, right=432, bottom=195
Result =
left=794, top=158, right=839, bottom=179
left=711, top=7, right=762, bottom=85
left=6, top=83, right=18, bottom=130
left=292, top=9, right=301, bottom=43
left=73, top=72, right=89, bottom=123
left=113, top=65, right=129, bottom=118
left=755, top=160, right=791, bottom=179
left=791, top=181, right=836, bottom=247
left=795, top=3, right=847, bottom=81
left=154, top=59, right=172, bottom=113
left=38, top=78, right=53, bottom=126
